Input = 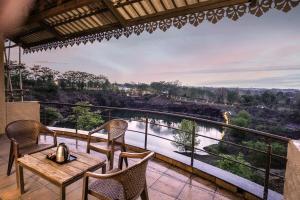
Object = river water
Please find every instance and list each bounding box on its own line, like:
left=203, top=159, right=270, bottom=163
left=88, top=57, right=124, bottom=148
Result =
left=124, top=119, right=224, bottom=155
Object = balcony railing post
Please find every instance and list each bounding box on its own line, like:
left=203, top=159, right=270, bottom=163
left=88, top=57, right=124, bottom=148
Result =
left=108, top=110, right=111, bottom=121
left=144, top=115, right=149, bottom=150
left=191, top=121, right=196, bottom=167
left=43, top=106, right=47, bottom=140
left=263, top=144, right=272, bottom=200
left=75, top=112, right=79, bottom=148
left=43, top=106, right=47, bottom=125
left=75, top=113, right=78, bottom=134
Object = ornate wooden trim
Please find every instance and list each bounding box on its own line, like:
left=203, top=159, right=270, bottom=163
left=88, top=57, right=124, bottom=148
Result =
left=23, top=0, right=300, bottom=54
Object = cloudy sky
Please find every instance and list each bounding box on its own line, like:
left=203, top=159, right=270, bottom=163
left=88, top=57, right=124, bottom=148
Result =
left=11, top=6, right=300, bottom=89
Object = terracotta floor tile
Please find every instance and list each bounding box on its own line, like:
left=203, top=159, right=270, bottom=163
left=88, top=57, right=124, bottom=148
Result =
left=148, top=188, right=176, bottom=200
left=148, top=159, right=170, bottom=173
left=66, top=179, right=83, bottom=193
left=146, top=169, right=162, bottom=187
left=178, top=184, right=215, bottom=200
left=21, top=187, right=58, bottom=200
left=0, top=184, right=20, bottom=200
left=0, top=163, right=8, bottom=176
left=29, top=174, right=50, bottom=186
left=23, top=177, right=44, bottom=193
left=151, top=175, right=186, bottom=198
left=45, top=183, right=60, bottom=194
left=164, top=166, right=191, bottom=182
left=66, top=187, right=98, bottom=200
left=0, top=173, right=18, bottom=189
left=215, top=188, right=244, bottom=200
left=187, top=175, right=217, bottom=192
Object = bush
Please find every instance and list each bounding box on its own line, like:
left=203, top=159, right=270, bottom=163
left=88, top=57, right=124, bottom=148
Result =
left=229, top=110, right=251, bottom=141
left=216, top=153, right=253, bottom=179
left=72, top=102, right=104, bottom=131
left=242, top=141, right=287, bottom=168
left=172, top=119, right=200, bottom=152
left=43, top=107, right=63, bottom=125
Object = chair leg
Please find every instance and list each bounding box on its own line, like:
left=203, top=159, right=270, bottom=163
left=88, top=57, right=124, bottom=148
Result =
left=109, top=151, right=114, bottom=170
left=140, top=186, right=149, bottom=200
left=122, top=146, right=128, bottom=167
left=82, top=176, right=89, bottom=200
left=106, top=153, right=111, bottom=171
left=7, top=143, right=14, bottom=176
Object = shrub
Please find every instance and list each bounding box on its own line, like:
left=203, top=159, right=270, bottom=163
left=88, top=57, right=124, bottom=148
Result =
left=43, top=107, right=63, bottom=125
left=242, top=141, right=287, bottom=168
left=172, top=119, right=200, bottom=152
left=72, top=101, right=104, bottom=131
left=216, top=153, right=253, bottom=179
left=230, top=110, right=251, bottom=141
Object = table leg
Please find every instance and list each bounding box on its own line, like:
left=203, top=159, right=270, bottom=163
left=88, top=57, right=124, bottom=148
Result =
left=102, top=163, right=106, bottom=174
left=60, top=185, right=66, bottom=200
left=17, top=163, right=25, bottom=194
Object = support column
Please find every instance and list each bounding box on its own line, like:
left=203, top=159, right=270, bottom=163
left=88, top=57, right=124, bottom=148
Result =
left=0, top=35, right=5, bottom=134
left=284, top=140, right=300, bottom=200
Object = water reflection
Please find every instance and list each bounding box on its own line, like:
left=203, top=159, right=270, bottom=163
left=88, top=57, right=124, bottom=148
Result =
left=125, top=118, right=224, bottom=155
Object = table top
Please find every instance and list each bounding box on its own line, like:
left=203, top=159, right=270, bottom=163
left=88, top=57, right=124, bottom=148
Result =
left=17, top=147, right=105, bottom=185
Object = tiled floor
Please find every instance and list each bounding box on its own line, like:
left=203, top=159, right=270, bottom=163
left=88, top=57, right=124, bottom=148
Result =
left=0, top=135, right=244, bottom=200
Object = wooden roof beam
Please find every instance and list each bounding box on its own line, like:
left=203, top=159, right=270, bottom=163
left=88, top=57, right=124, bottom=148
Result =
left=23, top=22, right=120, bottom=48
left=39, top=22, right=63, bottom=39
left=101, top=0, right=127, bottom=27
left=115, top=0, right=143, bottom=8
left=27, top=0, right=98, bottom=23
left=50, top=7, right=109, bottom=27
left=127, top=0, right=250, bottom=25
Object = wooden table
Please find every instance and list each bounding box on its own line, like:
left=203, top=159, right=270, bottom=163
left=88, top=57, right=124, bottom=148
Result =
left=17, top=148, right=106, bottom=200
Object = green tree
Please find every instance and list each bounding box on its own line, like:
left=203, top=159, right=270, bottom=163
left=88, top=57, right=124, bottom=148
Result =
left=72, top=102, right=104, bottom=130
left=43, top=107, right=63, bottom=126
left=227, top=90, right=239, bottom=105
left=216, top=153, right=253, bottom=179
left=261, top=91, right=277, bottom=107
left=172, top=119, right=200, bottom=152
left=230, top=110, right=251, bottom=141
left=242, top=141, right=287, bottom=168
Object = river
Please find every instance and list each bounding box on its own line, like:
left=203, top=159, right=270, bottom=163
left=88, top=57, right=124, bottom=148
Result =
left=124, top=119, right=224, bottom=155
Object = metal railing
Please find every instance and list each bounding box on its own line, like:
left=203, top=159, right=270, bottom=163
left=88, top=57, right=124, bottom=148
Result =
left=40, top=102, right=290, bottom=200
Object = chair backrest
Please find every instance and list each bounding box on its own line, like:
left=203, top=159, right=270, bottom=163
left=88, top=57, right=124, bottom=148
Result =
left=116, top=152, right=154, bottom=200
left=104, top=119, right=128, bottom=142
left=5, top=120, right=49, bottom=144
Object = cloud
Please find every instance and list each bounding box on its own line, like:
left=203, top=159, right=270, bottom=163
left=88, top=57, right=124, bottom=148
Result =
left=149, top=64, right=300, bottom=75
left=33, top=61, right=70, bottom=65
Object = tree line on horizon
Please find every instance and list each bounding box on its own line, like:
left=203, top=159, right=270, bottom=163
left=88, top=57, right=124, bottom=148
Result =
left=7, top=64, right=300, bottom=110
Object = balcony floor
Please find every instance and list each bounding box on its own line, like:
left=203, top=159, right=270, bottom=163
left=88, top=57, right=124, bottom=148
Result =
left=0, top=135, right=244, bottom=200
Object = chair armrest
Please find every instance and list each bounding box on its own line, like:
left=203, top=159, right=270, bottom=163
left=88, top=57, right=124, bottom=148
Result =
left=112, top=132, right=125, bottom=142
left=84, top=171, right=122, bottom=179
left=119, top=151, right=152, bottom=159
left=89, top=121, right=109, bottom=135
left=87, top=122, right=108, bottom=150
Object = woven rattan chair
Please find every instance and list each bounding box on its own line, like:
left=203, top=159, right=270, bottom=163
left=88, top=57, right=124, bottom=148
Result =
left=87, top=119, right=128, bottom=170
left=6, top=120, right=57, bottom=176
left=82, top=151, right=154, bottom=200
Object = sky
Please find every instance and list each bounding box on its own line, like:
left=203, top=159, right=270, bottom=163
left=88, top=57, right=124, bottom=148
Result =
left=10, top=5, right=300, bottom=89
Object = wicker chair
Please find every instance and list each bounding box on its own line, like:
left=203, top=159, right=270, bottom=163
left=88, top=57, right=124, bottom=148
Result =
left=6, top=120, right=57, bottom=176
left=87, top=119, right=128, bottom=170
left=82, top=151, right=154, bottom=200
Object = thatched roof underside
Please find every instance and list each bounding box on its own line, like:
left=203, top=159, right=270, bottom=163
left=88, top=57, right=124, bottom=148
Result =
left=7, top=0, right=300, bottom=53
